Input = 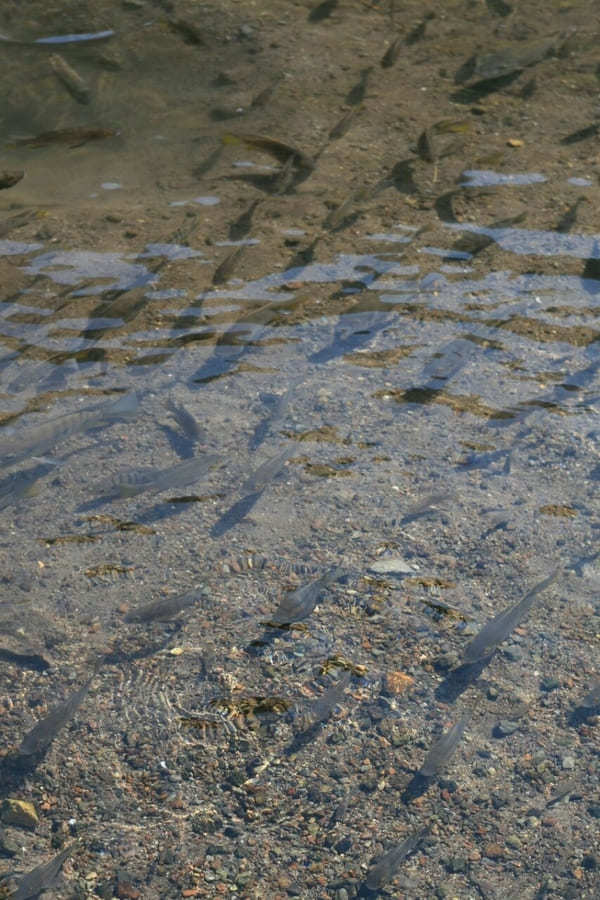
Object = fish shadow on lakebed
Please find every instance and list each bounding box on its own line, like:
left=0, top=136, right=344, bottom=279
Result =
left=210, top=490, right=263, bottom=538
left=434, top=656, right=492, bottom=704
left=399, top=771, right=435, bottom=805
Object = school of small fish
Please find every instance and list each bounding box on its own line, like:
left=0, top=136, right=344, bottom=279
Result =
left=1, top=2, right=600, bottom=897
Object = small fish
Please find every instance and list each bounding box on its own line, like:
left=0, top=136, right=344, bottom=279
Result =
left=561, top=123, right=600, bottom=145
left=308, top=0, right=338, bottom=22
left=323, top=189, right=365, bottom=231
left=556, top=196, right=587, bottom=232
left=19, top=675, right=94, bottom=756
left=328, top=106, right=361, bottom=141
left=417, top=126, right=438, bottom=163
left=450, top=211, right=527, bottom=257
left=1, top=392, right=139, bottom=467
left=419, top=716, right=469, bottom=776
left=268, top=566, right=345, bottom=626
left=241, top=445, right=294, bottom=494
left=49, top=53, right=91, bottom=104
left=270, top=154, right=297, bottom=196
left=364, top=827, right=429, bottom=891
left=192, top=144, right=224, bottom=179
left=213, top=246, right=246, bottom=285
left=486, top=0, right=512, bottom=15
left=381, top=36, right=402, bottom=68
left=582, top=240, right=600, bottom=285
left=168, top=17, right=204, bottom=45
left=114, top=453, right=219, bottom=498
left=406, top=12, right=435, bottom=45
left=14, top=127, right=116, bottom=149
left=329, top=789, right=352, bottom=825
left=345, top=67, right=372, bottom=106
left=0, top=169, right=24, bottom=189
left=580, top=680, right=600, bottom=709
left=0, top=210, right=34, bottom=238
left=222, top=132, right=315, bottom=171
left=547, top=776, right=579, bottom=806
left=229, top=198, right=261, bottom=241
left=10, top=842, right=78, bottom=900
left=400, top=491, right=452, bottom=525
left=249, top=376, right=302, bottom=450
left=0, top=460, right=57, bottom=511
left=210, top=105, right=245, bottom=122
left=462, top=569, right=560, bottom=664
left=124, top=588, right=207, bottom=623
left=166, top=398, right=204, bottom=444
left=459, top=37, right=557, bottom=84
left=250, top=77, right=281, bottom=109
left=306, top=670, right=351, bottom=727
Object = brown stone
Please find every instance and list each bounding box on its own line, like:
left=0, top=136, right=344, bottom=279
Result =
left=383, top=671, right=414, bottom=695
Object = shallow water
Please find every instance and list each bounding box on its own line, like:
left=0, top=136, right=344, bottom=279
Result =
left=1, top=1, right=600, bottom=897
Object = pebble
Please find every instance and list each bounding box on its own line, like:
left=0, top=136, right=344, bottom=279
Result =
left=494, top=720, right=519, bottom=737
left=368, top=557, right=414, bottom=575
left=484, top=842, right=504, bottom=860
left=0, top=827, right=18, bottom=856
left=446, top=856, right=468, bottom=873
left=1, top=798, right=39, bottom=829
left=561, top=754, right=575, bottom=770
left=382, top=670, right=414, bottom=695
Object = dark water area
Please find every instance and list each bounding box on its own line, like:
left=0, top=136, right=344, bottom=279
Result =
left=1, top=1, right=600, bottom=897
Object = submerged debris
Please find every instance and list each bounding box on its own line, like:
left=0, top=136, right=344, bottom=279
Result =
left=49, top=53, right=91, bottom=103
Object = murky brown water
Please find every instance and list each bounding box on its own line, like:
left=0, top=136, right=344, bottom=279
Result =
left=1, top=1, right=600, bottom=898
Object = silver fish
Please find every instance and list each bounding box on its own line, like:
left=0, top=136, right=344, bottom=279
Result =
left=19, top=676, right=94, bottom=756
left=462, top=569, right=560, bottom=664
left=166, top=398, right=205, bottom=444
left=581, top=680, right=600, bottom=709
left=269, top=566, right=345, bottom=626
left=364, top=827, right=429, bottom=890
left=241, top=445, right=294, bottom=495
left=115, top=453, right=219, bottom=498
left=1, top=392, right=139, bottom=467
left=0, top=460, right=57, bottom=510
left=419, top=716, right=469, bottom=777
left=11, top=842, right=78, bottom=900
left=124, top=588, right=208, bottom=623
left=306, top=670, right=351, bottom=727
